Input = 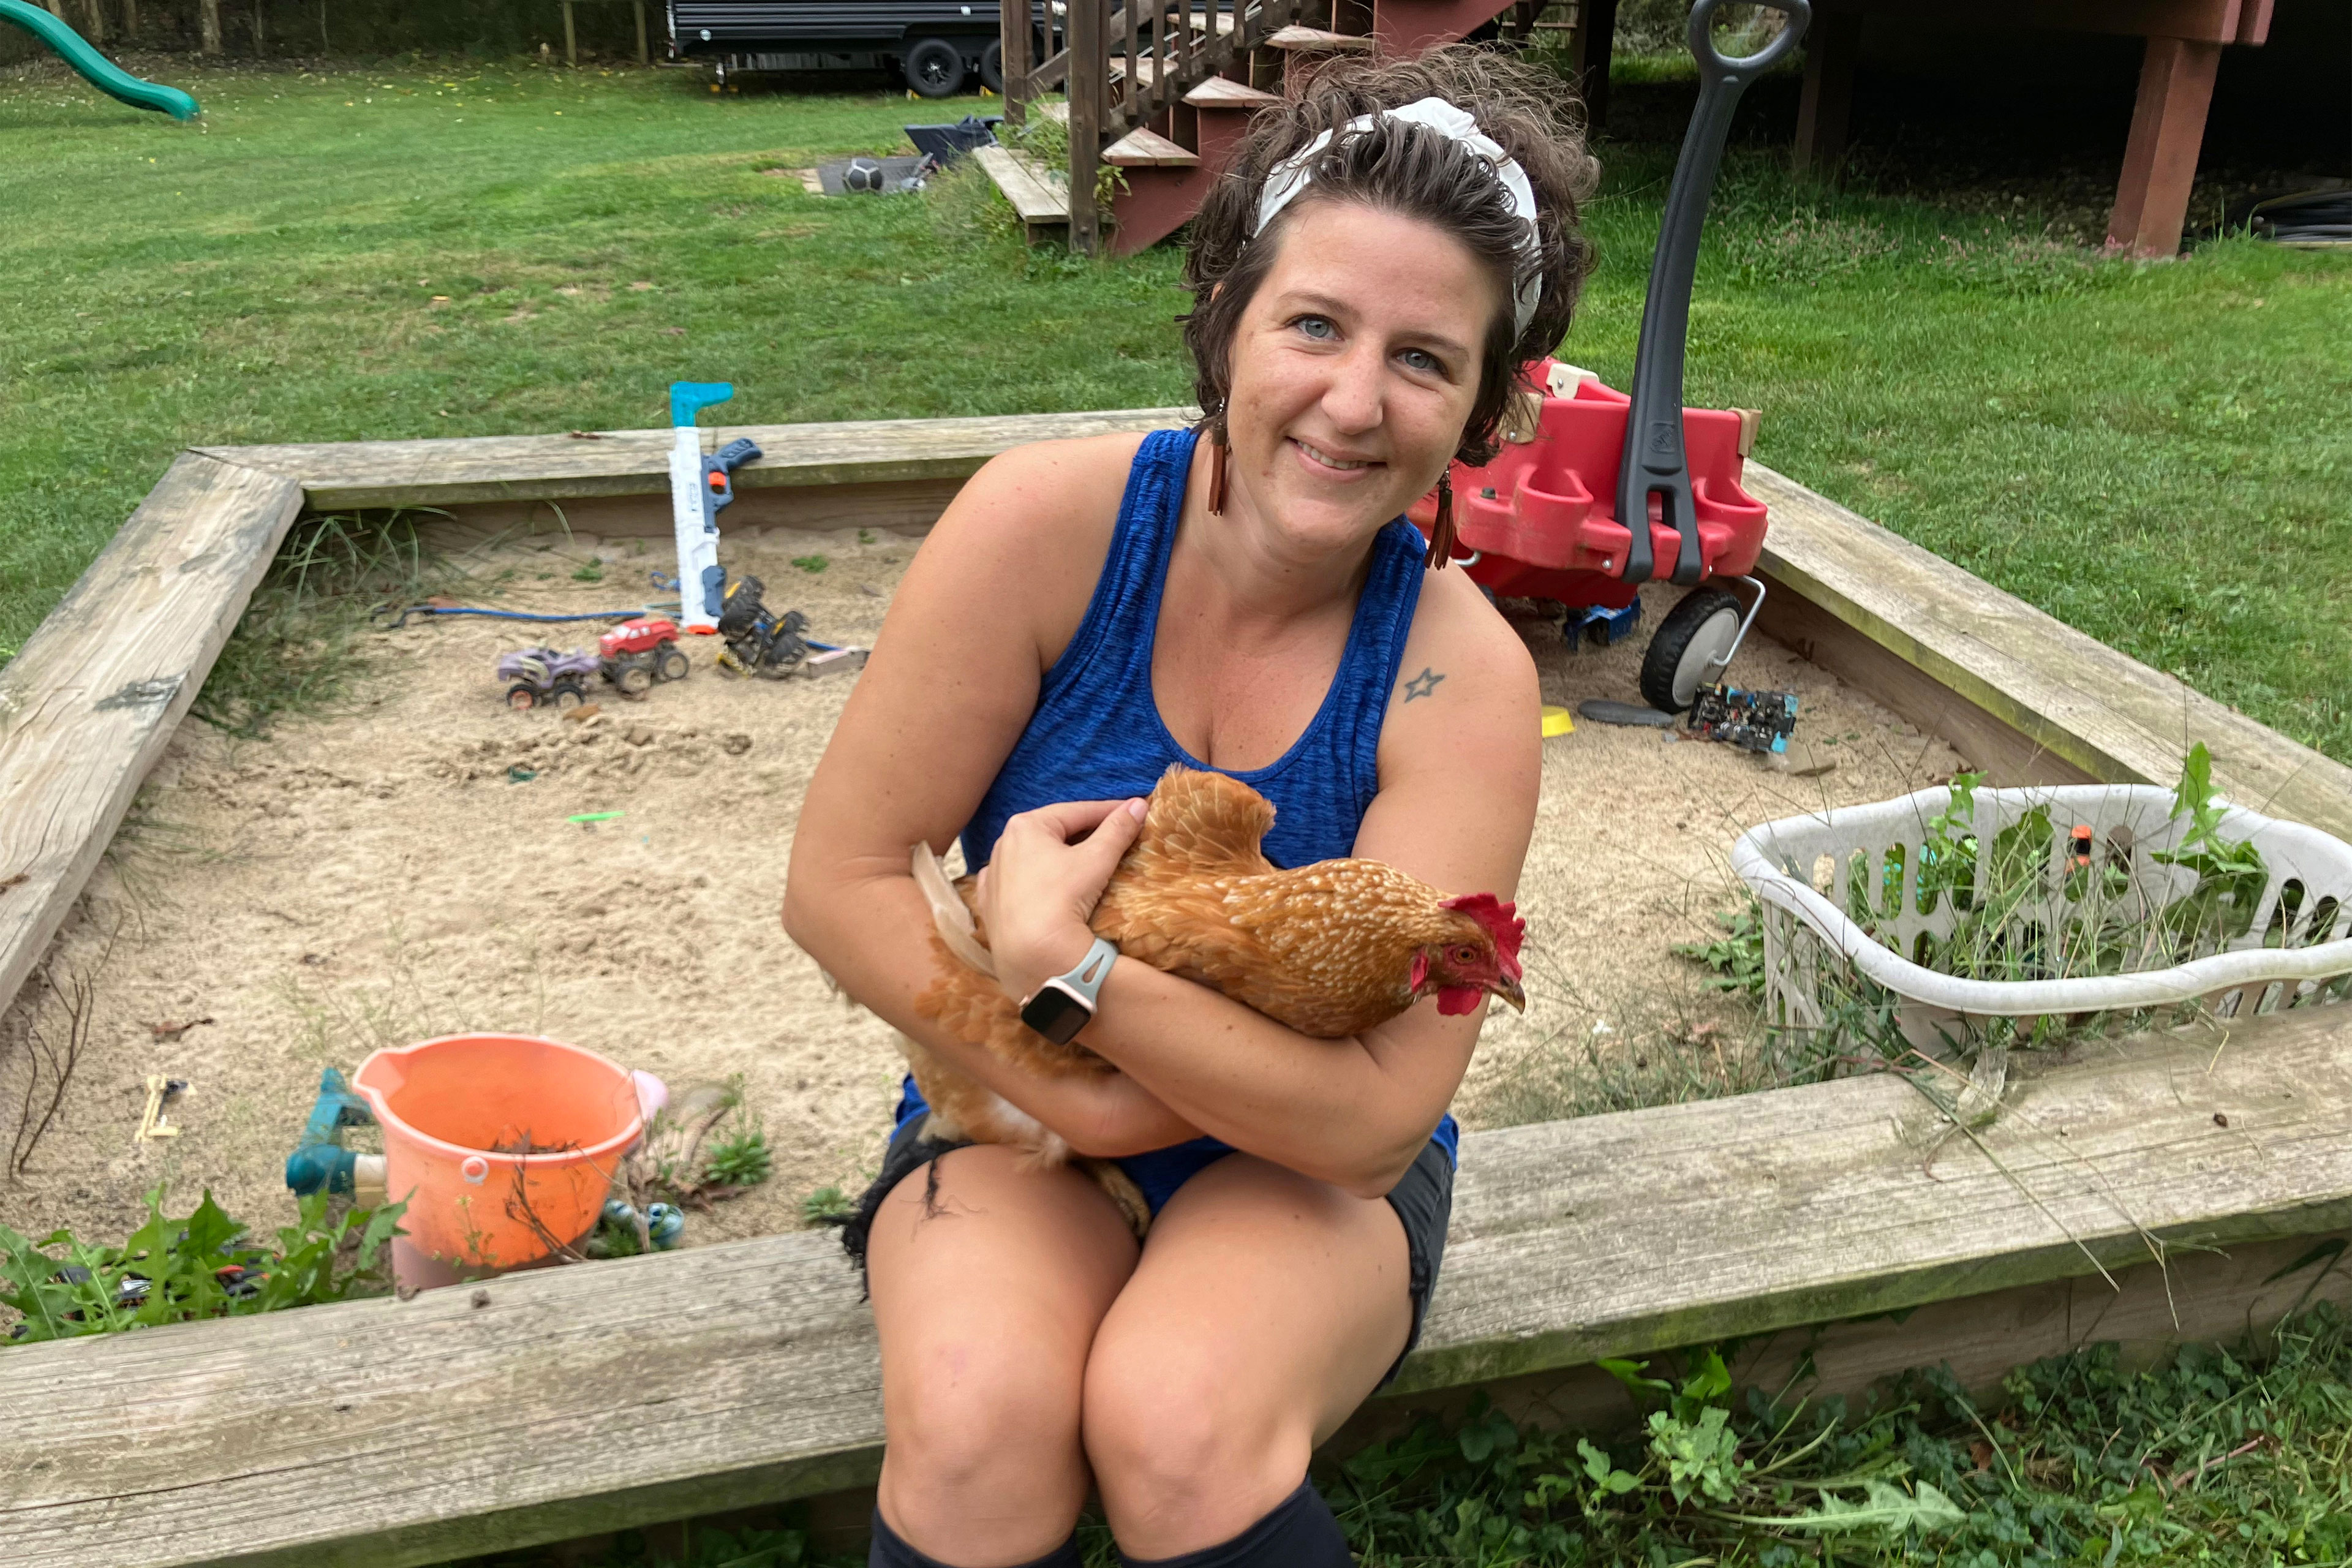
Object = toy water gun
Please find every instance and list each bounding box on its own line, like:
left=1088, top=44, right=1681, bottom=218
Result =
left=284, top=1067, right=387, bottom=1207
left=667, top=381, right=764, bottom=633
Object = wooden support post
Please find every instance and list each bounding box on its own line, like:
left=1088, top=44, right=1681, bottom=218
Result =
left=1068, top=0, right=1102, bottom=255
left=563, top=0, right=578, bottom=66
left=1568, top=0, right=1616, bottom=129
left=1793, top=9, right=1861, bottom=176
left=1122, top=0, right=1138, bottom=127
left=198, top=0, right=219, bottom=53
left=635, top=0, right=648, bottom=64
left=2106, top=36, right=2222, bottom=257
left=1001, top=0, right=1031, bottom=123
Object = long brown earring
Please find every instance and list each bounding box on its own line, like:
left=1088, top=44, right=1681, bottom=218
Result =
left=1207, top=428, right=1229, bottom=516
left=1425, top=469, right=1457, bottom=570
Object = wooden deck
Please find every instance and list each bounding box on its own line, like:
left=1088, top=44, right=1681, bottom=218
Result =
left=3, top=407, right=2350, bottom=1564
left=6, top=1008, right=2348, bottom=1567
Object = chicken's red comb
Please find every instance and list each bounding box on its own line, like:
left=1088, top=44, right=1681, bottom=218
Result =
left=1441, top=893, right=1525, bottom=981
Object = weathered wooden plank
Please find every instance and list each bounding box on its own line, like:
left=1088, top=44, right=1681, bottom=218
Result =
left=6, top=1007, right=2348, bottom=1567
left=1398, top=1003, right=2352, bottom=1392
left=0, top=454, right=305, bottom=1015
left=1748, top=462, right=2352, bottom=839
left=196, top=407, right=1186, bottom=513
left=413, top=477, right=974, bottom=546
left=1336, top=1226, right=2352, bottom=1457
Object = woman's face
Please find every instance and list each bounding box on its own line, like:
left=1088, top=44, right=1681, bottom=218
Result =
left=1220, top=198, right=1504, bottom=557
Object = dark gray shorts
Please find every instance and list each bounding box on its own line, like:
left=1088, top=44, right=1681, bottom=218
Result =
left=842, top=1125, right=1454, bottom=1388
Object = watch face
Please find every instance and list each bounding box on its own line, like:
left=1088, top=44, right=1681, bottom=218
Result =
left=1021, top=982, right=1093, bottom=1046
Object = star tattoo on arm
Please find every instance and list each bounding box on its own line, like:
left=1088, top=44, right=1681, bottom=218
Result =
left=1402, top=666, right=1446, bottom=703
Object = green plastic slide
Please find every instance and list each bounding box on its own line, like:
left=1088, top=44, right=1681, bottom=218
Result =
left=0, top=0, right=200, bottom=119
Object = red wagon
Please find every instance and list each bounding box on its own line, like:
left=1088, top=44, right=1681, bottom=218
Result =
left=1409, top=0, right=1809, bottom=715
left=1409, top=356, right=1773, bottom=715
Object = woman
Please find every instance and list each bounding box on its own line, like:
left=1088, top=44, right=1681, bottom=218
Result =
left=784, top=47, right=1597, bottom=1568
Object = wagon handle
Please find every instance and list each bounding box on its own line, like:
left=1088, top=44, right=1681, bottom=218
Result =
left=1616, top=0, right=1809, bottom=586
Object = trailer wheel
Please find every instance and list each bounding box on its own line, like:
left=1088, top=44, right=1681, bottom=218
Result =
left=979, top=39, right=1005, bottom=94
left=1638, top=586, right=1742, bottom=713
left=904, top=37, right=965, bottom=97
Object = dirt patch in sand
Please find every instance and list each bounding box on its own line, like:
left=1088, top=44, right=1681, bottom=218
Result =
left=2, top=526, right=1960, bottom=1252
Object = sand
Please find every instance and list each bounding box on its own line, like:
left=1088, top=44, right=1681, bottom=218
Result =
left=0, top=524, right=1961, bottom=1251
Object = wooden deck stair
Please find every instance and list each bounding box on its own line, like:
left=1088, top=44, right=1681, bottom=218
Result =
left=1104, top=125, right=1200, bottom=166
left=979, top=0, right=1548, bottom=255
left=1262, top=21, right=1374, bottom=47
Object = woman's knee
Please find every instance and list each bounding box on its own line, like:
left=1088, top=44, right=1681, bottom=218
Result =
left=892, top=1355, right=1083, bottom=1492
left=1081, top=1335, right=1307, bottom=1537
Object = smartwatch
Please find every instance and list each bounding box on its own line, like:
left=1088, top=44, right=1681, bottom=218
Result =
left=1019, top=937, right=1118, bottom=1047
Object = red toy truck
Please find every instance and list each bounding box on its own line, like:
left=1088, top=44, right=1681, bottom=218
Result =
left=598, top=617, right=692, bottom=696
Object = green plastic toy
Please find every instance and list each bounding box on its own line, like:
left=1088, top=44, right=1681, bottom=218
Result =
left=0, top=0, right=200, bottom=121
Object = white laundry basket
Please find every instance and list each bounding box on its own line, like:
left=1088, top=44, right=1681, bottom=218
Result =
left=1729, top=782, right=2352, bottom=1052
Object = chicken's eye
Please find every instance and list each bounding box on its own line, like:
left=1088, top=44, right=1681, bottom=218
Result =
left=1452, top=945, right=1477, bottom=964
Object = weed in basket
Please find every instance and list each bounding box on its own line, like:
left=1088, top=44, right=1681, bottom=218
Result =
left=1758, top=744, right=2298, bottom=1069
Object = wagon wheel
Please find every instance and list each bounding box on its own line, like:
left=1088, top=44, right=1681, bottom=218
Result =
left=1638, top=586, right=1742, bottom=713
left=656, top=646, right=690, bottom=682
left=506, top=684, right=540, bottom=711
left=551, top=680, right=588, bottom=710
left=613, top=660, right=654, bottom=697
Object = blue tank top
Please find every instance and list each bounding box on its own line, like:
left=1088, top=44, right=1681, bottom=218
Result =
left=895, top=425, right=1461, bottom=1211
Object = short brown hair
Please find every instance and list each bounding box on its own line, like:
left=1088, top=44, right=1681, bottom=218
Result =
left=1182, top=47, right=1600, bottom=468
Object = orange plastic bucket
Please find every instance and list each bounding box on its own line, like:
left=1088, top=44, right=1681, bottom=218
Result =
left=353, top=1033, right=644, bottom=1290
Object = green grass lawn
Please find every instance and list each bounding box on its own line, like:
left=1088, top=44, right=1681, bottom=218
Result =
left=2, top=57, right=2348, bottom=767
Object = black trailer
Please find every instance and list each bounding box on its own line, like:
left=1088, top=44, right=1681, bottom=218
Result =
left=668, top=0, right=1040, bottom=97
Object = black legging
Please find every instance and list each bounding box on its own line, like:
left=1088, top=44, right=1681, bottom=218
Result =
left=867, top=1479, right=1353, bottom=1567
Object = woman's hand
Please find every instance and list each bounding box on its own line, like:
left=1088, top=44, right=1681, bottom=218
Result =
left=974, top=796, right=1148, bottom=1009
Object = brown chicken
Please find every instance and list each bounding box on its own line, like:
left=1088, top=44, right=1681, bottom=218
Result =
left=900, top=765, right=1525, bottom=1231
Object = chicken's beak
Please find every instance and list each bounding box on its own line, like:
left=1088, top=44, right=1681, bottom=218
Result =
left=1488, top=972, right=1526, bottom=1012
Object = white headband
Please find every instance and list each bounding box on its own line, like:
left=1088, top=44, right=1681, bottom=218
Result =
left=1253, top=96, right=1544, bottom=334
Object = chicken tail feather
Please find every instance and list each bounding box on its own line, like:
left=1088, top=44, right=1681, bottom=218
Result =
left=1075, top=1158, right=1153, bottom=1238
left=912, top=841, right=996, bottom=978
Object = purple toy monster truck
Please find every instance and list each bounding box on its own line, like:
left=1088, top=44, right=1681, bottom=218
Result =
left=497, top=646, right=601, bottom=710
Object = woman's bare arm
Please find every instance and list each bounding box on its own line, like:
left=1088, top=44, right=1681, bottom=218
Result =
left=783, top=434, right=1202, bottom=1156
left=979, top=568, right=1541, bottom=1196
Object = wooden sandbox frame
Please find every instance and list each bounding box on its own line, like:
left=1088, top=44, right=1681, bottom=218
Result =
left=2, top=412, right=2350, bottom=1566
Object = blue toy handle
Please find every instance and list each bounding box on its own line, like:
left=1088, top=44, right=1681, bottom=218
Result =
left=669, top=381, right=734, bottom=428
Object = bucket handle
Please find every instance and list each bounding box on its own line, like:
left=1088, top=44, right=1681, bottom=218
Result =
left=461, top=1155, right=490, bottom=1185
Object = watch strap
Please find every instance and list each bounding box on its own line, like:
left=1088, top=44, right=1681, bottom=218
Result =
left=1054, top=937, right=1119, bottom=1007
